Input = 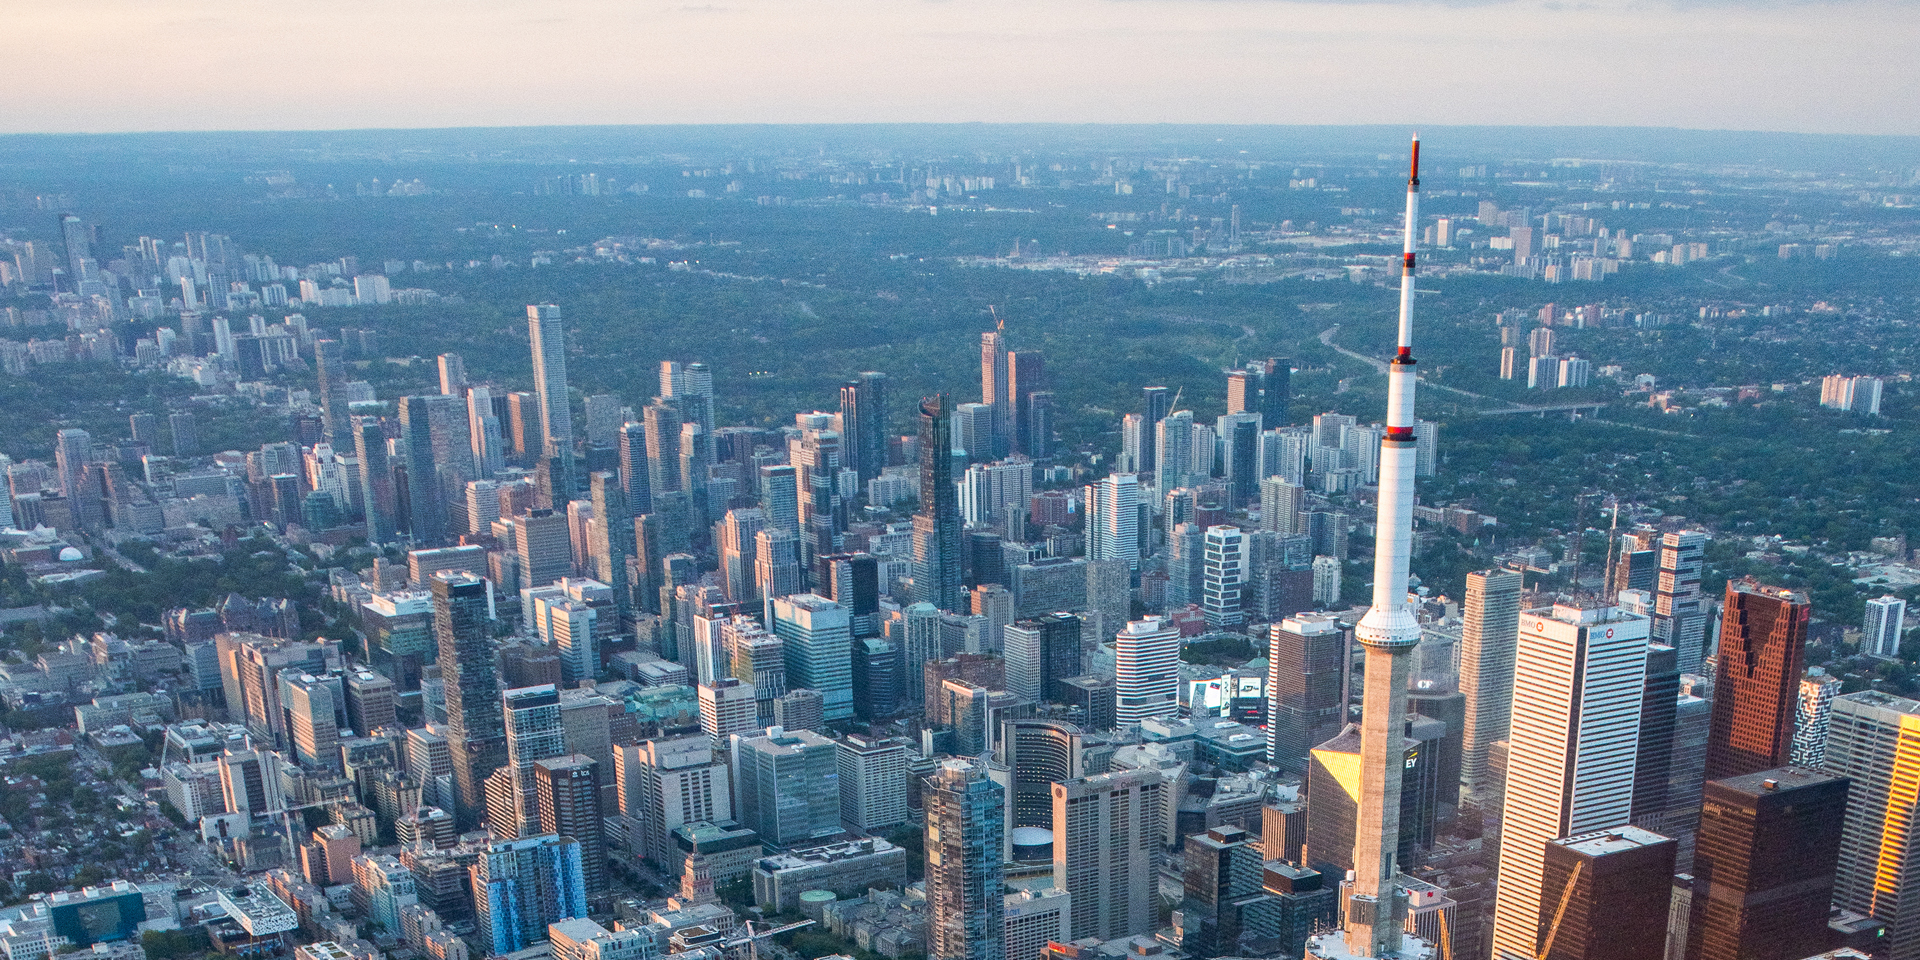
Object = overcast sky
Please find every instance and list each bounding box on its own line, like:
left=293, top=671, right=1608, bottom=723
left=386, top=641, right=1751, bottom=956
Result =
left=7, top=0, right=1916, bottom=136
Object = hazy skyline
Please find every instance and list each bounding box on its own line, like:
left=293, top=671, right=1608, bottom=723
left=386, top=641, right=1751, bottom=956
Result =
left=6, top=0, right=1919, bottom=136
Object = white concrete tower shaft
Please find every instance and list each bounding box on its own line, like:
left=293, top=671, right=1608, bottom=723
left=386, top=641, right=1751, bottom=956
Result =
left=1344, top=136, right=1424, bottom=959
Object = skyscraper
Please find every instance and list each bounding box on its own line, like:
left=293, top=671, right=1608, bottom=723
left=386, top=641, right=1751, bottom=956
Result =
left=314, top=339, right=350, bottom=446
left=495, top=684, right=566, bottom=840
left=928, top=759, right=1007, bottom=960
left=398, top=396, right=447, bottom=543
left=1139, top=386, right=1170, bottom=475
left=617, top=421, right=653, bottom=515
left=588, top=472, right=633, bottom=622
left=434, top=572, right=504, bottom=829
left=54, top=428, right=90, bottom=500
left=471, top=834, right=588, bottom=956
left=356, top=416, right=398, bottom=544
left=1864, top=595, right=1907, bottom=660
left=770, top=594, right=853, bottom=722
left=534, top=755, right=607, bottom=900
left=1267, top=613, right=1345, bottom=773
left=1002, top=613, right=1082, bottom=704
left=1653, top=531, right=1709, bottom=674
left=837, top=734, right=911, bottom=832
left=527, top=304, right=575, bottom=494
left=437, top=353, right=466, bottom=395
left=1113, top=617, right=1180, bottom=726
left=1086, top=473, right=1141, bottom=570
left=1201, top=525, right=1245, bottom=629
left=841, top=372, right=889, bottom=484
left=1491, top=600, right=1651, bottom=960
left=718, top=508, right=765, bottom=605
left=1459, top=569, right=1523, bottom=798
left=914, top=395, right=964, bottom=612
left=982, top=331, right=1010, bottom=456
left=1823, top=690, right=1920, bottom=958
left=1685, top=766, right=1850, bottom=960
left=1052, top=768, right=1164, bottom=941
left=1792, top=667, right=1843, bottom=766
left=1261, top=476, right=1304, bottom=535
left=734, top=727, right=840, bottom=847
left=1704, top=581, right=1810, bottom=781
left=1009, top=351, right=1045, bottom=456
left=1536, top=827, right=1677, bottom=960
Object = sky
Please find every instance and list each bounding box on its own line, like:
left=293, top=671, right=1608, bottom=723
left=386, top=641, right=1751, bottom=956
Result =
left=6, top=0, right=1918, bottom=136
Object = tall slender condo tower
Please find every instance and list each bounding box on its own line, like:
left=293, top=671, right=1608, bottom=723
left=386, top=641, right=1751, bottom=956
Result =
left=1314, top=137, right=1429, bottom=960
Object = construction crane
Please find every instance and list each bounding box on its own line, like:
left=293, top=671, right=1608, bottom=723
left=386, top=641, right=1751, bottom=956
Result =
left=1535, top=858, right=1584, bottom=960
left=720, top=918, right=814, bottom=960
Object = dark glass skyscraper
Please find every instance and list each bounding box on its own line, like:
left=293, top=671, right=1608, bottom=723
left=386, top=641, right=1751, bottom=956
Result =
left=398, top=396, right=446, bottom=543
left=617, top=421, right=652, bottom=515
left=1686, top=766, right=1849, bottom=960
left=354, top=416, right=397, bottom=544
left=840, top=371, right=889, bottom=483
left=434, top=572, right=505, bottom=828
left=527, top=304, right=574, bottom=496
left=1705, top=581, right=1810, bottom=781
left=914, top=395, right=964, bottom=612
left=1537, top=826, right=1677, bottom=960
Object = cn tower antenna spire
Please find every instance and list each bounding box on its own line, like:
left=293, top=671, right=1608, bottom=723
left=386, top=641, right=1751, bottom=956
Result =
left=1311, top=135, right=1431, bottom=960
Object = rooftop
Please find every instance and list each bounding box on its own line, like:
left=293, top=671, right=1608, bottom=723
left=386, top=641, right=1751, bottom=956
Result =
left=1554, top=825, right=1674, bottom=857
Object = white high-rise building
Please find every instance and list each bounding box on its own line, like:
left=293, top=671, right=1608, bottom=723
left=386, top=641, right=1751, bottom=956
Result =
left=836, top=734, right=911, bottom=832
left=1459, top=569, right=1524, bottom=797
left=1792, top=666, right=1843, bottom=766
left=527, top=304, right=574, bottom=469
left=1052, top=768, right=1164, bottom=941
left=1086, top=473, right=1141, bottom=570
left=1490, top=600, right=1650, bottom=960
left=1312, top=555, right=1342, bottom=606
left=1865, top=595, right=1907, bottom=660
left=613, top=735, right=730, bottom=868
left=696, top=678, right=758, bottom=749
left=1113, top=617, right=1180, bottom=726
left=1201, top=525, right=1245, bottom=628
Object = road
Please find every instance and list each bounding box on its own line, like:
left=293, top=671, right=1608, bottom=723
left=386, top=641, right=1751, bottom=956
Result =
left=1318, top=324, right=1691, bottom=436
left=1317, top=325, right=1530, bottom=411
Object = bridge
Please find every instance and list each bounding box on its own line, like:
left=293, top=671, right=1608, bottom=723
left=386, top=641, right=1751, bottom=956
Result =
left=1318, top=325, right=1607, bottom=419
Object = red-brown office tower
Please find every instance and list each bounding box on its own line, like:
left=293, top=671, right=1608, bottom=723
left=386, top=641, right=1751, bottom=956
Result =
left=1703, top=581, right=1810, bottom=781
left=1685, top=766, right=1850, bottom=960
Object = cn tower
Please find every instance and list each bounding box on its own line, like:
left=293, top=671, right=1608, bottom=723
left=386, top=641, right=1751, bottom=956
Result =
left=1309, top=137, right=1433, bottom=960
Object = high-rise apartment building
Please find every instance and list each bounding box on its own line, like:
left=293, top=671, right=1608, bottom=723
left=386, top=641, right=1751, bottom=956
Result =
left=1086, top=473, right=1141, bottom=570
left=527, top=304, right=575, bottom=493
left=1267, top=613, right=1345, bottom=773
left=1704, top=582, right=1810, bottom=781
left=1864, top=595, right=1907, bottom=660
left=471, top=834, right=588, bottom=956
left=914, top=395, right=965, bottom=612
left=493, top=684, right=565, bottom=840
left=1261, top=477, right=1304, bottom=535
left=534, top=755, right=607, bottom=900
left=1114, top=617, right=1180, bottom=726
left=433, top=572, right=503, bottom=829
left=841, top=372, right=889, bottom=484
left=1491, top=600, right=1651, bottom=960
left=1685, top=766, right=1850, bottom=960
left=928, top=759, right=1007, bottom=960
left=1459, top=569, right=1523, bottom=798
left=516, top=508, right=572, bottom=589
left=1201, top=525, right=1245, bottom=628
left=1792, top=667, right=1843, bottom=766
left=616, top=421, right=652, bottom=515
left=1053, top=768, right=1164, bottom=941
left=1654, top=531, right=1709, bottom=674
